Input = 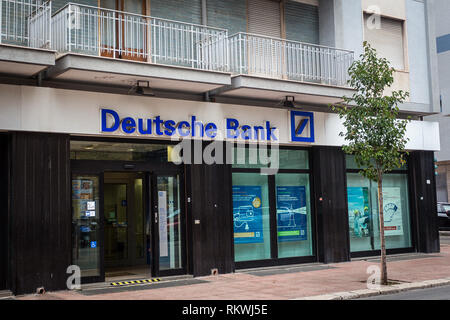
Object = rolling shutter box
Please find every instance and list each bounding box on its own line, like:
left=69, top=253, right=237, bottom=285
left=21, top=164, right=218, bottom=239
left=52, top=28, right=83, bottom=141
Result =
left=285, top=1, right=319, bottom=44
left=364, top=14, right=405, bottom=70
left=206, top=0, right=247, bottom=36
left=247, top=0, right=281, bottom=38
left=150, top=0, right=202, bottom=25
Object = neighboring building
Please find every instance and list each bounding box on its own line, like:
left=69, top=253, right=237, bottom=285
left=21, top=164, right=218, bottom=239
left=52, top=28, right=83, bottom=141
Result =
left=426, top=0, right=450, bottom=203
left=0, top=0, right=441, bottom=295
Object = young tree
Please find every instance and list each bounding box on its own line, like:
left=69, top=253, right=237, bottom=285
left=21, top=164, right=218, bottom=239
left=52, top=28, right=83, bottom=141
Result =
left=332, top=42, right=410, bottom=285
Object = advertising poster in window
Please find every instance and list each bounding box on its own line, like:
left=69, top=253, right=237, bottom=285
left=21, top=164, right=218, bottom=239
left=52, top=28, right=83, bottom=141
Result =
left=233, top=186, right=264, bottom=244
left=382, top=187, right=404, bottom=236
left=80, top=180, right=93, bottom=200
left=276, top=186, right=307, bottom=242
left=348, top=187, right=371, bottom=238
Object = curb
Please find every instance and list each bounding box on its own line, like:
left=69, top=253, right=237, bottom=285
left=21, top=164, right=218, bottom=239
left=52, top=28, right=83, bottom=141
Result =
left=292, top=278, right=450, bottom=300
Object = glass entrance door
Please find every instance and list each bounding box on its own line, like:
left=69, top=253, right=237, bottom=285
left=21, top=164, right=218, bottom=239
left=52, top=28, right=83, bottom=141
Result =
left=151, top=174, right=185, bottom=276
left=72, top=174, right=103, bottom=283
left=103, top=172, right=147, bottom=277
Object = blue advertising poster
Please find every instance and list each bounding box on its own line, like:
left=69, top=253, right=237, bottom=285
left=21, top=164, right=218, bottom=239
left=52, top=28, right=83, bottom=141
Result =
left=233, top=186, right=264, bottom=244
left=276, top=186, right=307, bottom=242
left=347, top=187, right=371, bottom=238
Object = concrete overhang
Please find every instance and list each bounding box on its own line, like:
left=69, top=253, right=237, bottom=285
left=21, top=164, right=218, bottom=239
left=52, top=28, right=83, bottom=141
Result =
left=0, top=44, right=55, bottom=77
left=211, top=75, right=356, bottom=108
left=46, top=53, right=232, bottom=94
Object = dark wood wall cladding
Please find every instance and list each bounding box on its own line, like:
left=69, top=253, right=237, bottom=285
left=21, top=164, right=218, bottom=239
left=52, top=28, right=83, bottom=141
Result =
left=312, top=146, right=350, bottom=263
left=0, top=134, right=9, bottom=290
left=9, top=132, right=71, bottom=295
left=187, top=142, right=234, bottom=276
left=408, top=151, right=440, bottom=253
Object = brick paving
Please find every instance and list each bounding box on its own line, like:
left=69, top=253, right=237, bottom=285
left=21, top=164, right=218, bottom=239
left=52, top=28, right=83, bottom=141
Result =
left=16, top=243, right=450, bottom=300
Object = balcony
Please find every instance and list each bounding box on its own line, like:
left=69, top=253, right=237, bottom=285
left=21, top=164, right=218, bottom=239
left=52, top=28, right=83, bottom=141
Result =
left=1, top=1, right=355, bottom=103
left=229, top=33, right=354, bottom=86
left=220, top=32, right=355, bottom=106
left=47, top=3, right=231, bottom=94
left=0, top=0, right=54, bottom=76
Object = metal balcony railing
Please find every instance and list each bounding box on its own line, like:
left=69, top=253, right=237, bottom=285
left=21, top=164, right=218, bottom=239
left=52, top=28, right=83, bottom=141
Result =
left=1, top=1, right=355, bottom=88
left=228, top=32, right=354, bottom=87
left=0, top=0, right=51, bottom=48
left=51, top=3, right=229, bottom=72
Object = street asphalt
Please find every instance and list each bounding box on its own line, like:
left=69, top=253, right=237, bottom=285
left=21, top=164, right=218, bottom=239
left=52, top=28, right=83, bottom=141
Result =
left=359, top=284, right=450, bottom=300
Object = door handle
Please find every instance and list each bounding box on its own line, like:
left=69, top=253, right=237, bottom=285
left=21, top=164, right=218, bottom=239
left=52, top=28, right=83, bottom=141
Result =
left=154, top=212, right=158, bottom=224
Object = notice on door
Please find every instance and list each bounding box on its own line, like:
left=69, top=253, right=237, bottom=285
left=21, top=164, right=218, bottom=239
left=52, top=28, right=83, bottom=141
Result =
left=158, top=191, right=168, bottom=257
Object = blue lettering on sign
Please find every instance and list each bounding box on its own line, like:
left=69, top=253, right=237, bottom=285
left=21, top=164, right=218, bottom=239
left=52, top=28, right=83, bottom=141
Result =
left=101, top=109, right=278, bottom=141
left=290, top=111, right=314, bottom=143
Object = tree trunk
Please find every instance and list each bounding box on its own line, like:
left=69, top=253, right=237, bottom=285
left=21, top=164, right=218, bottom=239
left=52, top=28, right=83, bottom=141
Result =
left=378, top=171, right=388, bottom=285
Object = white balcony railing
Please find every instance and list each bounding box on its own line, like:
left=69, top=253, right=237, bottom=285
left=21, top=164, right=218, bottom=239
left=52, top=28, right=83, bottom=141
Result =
left=2, top=1, right=355, bottom=88
left=51, top=3, right=229, bottom=72
left=228, top=32, right=354, bottom=87
left=0, top=0, right=51, bottom=48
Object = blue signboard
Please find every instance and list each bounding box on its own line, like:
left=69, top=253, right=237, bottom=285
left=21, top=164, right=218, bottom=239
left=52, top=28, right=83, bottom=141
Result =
left=276, top=186, right=307, bottom=242
left=290, top=111, right=314, bottom=143
left=233, top=186, right=264, bottom=244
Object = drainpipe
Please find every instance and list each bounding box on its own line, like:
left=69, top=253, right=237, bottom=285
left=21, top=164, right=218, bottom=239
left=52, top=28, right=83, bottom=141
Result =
left=202, top=0, right=207, bottom=25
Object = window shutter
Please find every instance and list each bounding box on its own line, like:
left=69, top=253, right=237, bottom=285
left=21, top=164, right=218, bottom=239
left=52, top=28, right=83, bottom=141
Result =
left=150, top=0, right=202, bottom=25
left=247, top=0, right=281, bottom=38
left=207, top=0, right=247, bottom=36
left=284, top=1, right=319, bottom=44
left=364, top=14, right=405, bottom=70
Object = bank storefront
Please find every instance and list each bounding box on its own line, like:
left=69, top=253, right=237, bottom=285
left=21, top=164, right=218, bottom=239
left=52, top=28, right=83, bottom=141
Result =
left=0, top=84, right=441, bottom=294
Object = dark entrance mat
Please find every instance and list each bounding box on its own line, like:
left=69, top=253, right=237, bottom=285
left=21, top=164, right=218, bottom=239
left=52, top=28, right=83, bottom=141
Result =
left=244, top=264, right=336, bottom=277
left=79, top=279, right=209, bottom=296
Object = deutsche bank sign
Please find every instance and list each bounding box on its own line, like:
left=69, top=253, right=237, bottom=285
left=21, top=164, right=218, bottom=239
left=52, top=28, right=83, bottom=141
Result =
left=290, top=111, right=315, bottom=143
left=101, top=109, right=279, bottom=141
left=100, top=108, right=315, bottom=144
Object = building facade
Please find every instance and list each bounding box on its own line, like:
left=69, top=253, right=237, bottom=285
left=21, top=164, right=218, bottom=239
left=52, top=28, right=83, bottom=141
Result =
left=0, top=0, right=441, bottom=295
left=426, top=0, right=450, bottom=203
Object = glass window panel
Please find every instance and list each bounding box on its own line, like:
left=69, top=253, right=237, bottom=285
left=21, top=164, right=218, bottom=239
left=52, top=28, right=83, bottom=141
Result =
left=346, top=155, right=407, bottom=171
left=232, top=145, right=271, bottom=169
left=157, top=175, right=182, bottom=270
left=347, top=172, right=412, bottom=252
left=347, top=173, right=378, bottom=252
left=382, top=174, right=412, bottom=250
left=275, top=173, right=313, bottom=258
left=232, top=173, right=271, bottom=262
left=278, top=149, right=309, bottom=170
left=70, top=141, right=176, bottom=163
left=72, top=175, right=101, bottom=278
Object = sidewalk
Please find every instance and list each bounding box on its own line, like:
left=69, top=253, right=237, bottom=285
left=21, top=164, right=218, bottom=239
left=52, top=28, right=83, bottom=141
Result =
left=14, top=242, right=450, bottom=300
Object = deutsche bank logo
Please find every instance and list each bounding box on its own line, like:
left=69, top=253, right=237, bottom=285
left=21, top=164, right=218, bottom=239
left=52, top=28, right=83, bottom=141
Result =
left=290, top=111, right=315, bottom=143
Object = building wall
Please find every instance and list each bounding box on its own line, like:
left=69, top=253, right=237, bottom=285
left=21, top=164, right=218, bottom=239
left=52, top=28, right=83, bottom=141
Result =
left=425, top=0, right=450, bottom=164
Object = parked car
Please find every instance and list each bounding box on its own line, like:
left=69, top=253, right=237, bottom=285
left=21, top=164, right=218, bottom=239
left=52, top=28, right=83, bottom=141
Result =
left=437, top=202, right=450, bottom=229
